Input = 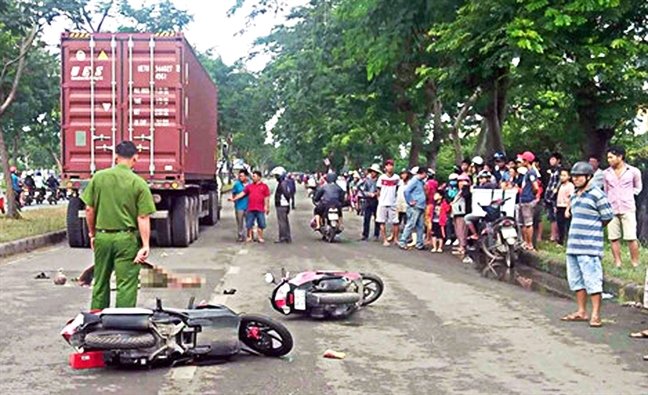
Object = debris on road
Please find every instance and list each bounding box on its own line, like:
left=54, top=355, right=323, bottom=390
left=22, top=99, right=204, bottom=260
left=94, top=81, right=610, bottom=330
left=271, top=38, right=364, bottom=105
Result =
left=223, top=288, right=237, bottom=295
left=34, top=272, right=49, bottom=280
left=53, top=269, right=67, bottom=285
left=323, top=349, right=346, bottom=360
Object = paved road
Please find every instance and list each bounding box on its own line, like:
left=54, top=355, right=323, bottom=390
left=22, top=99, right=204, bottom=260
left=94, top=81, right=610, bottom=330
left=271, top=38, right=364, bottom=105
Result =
left=1, top=189, right=646, bottom=395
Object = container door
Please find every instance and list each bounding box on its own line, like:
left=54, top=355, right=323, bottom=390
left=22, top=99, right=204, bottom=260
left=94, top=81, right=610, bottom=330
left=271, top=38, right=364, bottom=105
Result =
left=124, top=35, right=183, bottom=181
left=61, top=35, right=121, bottom=176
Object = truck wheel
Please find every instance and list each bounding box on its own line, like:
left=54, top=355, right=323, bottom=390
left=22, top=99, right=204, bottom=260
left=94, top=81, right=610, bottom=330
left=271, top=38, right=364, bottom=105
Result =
left=67, top=197, right=85, bottom=248
left=171, top=196, right=190, bottom=247
left=201, top=191, right=218, bottom=226
left=193, top=196, right=200, bottom=241
left=188, top=196, right=197, bottom=243
left=155, top=218, right=172, bottom=247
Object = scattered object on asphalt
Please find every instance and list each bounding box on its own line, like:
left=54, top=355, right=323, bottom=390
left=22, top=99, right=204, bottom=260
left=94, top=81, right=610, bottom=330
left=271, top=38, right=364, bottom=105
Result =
left=78, top=265, right=94, bottom=286
left=160, top=252, right=169, bottom=258
left=622, top=301, right=643, bottom=309
left=516, top=275, right=533, bottom=290
left=223, top=288, right=237, bottom=295
left=34, top=272, right=49, bottom=280
left=323, top=349, right=346, bottom=359
left=629, top=330, right=648, bottom=339
left=53, top=269, right=67, bottom=285
left=602, top=292, right=614, bottom=300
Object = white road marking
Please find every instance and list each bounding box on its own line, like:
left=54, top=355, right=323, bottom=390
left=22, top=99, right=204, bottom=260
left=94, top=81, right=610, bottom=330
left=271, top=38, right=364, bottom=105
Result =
left=170, top=366, right=196, bottom=380
left=227, top=266, right=240, bottom=275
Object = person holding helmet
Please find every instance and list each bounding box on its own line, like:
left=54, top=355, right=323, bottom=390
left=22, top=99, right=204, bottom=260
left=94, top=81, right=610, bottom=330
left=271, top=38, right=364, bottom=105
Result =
left=271, top=166, right=293, bottom=243
left=560, top=161, right=613, bottom=328
left=313, top=172, right=345, bottom=231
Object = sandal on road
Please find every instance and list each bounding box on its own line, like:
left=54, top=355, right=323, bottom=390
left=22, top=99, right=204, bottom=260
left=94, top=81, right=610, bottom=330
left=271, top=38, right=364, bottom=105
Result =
left=589, top=318, right=603, bottom=328
left=630, top=330, right=648, bottom=339
left=561, top=313, right=589, bottom=322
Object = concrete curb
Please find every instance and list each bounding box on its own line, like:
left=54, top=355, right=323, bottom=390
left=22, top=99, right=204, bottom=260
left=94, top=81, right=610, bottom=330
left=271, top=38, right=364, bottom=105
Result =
left=0, top=230, right=67, bottom=260
left=519, top=251, right=645, bottom=303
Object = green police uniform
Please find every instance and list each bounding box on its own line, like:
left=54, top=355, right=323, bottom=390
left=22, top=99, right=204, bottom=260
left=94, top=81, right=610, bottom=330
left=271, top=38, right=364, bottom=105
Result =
left=81, top=164, right=156, bottom=309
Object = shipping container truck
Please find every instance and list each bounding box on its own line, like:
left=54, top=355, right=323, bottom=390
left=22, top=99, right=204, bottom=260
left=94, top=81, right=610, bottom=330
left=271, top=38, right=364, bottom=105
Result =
left=60, top=32, right=221, bottom=248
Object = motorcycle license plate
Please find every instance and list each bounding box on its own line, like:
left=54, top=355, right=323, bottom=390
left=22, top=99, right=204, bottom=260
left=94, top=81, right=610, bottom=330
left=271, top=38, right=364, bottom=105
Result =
left=294, top=289, right=306, bottom=310
left=500, top=227, right=517, bottom=240
left=328, top=213, right=339, bottom=221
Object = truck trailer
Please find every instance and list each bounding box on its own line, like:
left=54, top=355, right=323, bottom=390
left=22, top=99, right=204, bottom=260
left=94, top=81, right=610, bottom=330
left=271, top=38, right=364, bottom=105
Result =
left=60, top=32, right=220, bottom=248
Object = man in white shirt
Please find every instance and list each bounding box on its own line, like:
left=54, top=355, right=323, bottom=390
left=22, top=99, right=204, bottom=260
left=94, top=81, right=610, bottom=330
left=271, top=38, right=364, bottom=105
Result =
left=376, top=159, right=401, bottom=246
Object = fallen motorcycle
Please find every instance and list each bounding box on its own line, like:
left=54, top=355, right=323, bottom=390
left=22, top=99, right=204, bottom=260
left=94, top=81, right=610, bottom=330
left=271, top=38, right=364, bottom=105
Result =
left=265, top=269, right=384, bottom=319
left=61, top=297, right=293, bottom=369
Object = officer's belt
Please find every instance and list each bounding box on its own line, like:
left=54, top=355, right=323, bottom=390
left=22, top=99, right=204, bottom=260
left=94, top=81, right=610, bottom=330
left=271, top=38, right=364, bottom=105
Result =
left=97, top=228, right=136, bottom=234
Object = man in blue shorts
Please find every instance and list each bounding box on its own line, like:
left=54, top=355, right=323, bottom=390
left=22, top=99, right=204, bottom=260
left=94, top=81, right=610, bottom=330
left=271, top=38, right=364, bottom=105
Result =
left=560, top=162, right=613, bottom=328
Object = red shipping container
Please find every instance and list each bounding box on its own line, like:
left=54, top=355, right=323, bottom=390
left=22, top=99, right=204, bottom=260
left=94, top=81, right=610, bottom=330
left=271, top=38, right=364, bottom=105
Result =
left=69, top=351, right=106, bottom=369
left=60, top=32, right=218, bottom=186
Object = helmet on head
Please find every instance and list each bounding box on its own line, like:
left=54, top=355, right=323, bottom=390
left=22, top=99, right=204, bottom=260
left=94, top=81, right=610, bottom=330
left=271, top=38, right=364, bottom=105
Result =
left=426, top=168, right=436, bottom=178
left=478, top=170, right=492, bottom=179
left=27, top=170, right=34, bottom=176
left=448, top=173, right=459, bottom=181
left=325, top=172, right=337, bottom=183
left=493, top=152, right=506, bottom=161
left=472, top=156, right=484, bottom=166
left=36, top=171, right=42, bottom=176
left=9, top=166, right=17, bottom=173
left=570, top=161, right=594, bottom=176
left=457, top=174, right=471, bottom=182
left=270, top=166, right=287, bottom=178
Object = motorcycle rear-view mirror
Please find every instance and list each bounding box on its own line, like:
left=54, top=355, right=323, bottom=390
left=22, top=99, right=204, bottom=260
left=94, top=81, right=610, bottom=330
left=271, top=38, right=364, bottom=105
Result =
left=264, top=272, right=276, bottom=284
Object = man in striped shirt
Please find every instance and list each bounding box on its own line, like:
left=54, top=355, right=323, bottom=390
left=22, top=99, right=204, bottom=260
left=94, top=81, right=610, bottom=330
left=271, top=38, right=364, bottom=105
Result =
left=561, top=162, right=613, bottom=328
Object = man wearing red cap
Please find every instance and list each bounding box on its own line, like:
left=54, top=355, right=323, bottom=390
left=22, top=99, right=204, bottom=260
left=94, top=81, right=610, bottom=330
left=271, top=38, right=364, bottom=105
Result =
left=518, top=151, right=541, bottom=250
left=376, top=159, right=401, bottom=246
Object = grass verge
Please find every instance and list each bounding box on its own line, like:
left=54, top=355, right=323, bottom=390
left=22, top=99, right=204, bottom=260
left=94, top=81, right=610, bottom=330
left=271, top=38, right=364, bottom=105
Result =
left=536, top=240, right=646, bottom=284
left=0, top=206, right=67, bottom=243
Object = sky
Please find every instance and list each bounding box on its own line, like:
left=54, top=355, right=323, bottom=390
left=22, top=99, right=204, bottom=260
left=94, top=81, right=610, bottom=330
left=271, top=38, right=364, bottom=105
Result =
left=43, top=0, right=308, bottom=71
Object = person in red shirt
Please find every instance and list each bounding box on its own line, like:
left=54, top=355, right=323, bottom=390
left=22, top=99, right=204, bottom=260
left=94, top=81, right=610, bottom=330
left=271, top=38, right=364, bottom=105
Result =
left=230, top=170, right=270, bottom=243
left=429, top=192, right=450, bottom=253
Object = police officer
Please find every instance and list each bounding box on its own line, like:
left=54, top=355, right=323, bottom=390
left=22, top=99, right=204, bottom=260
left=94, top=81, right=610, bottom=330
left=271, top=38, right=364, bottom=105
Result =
left=82, top=141, right=156, bottom=309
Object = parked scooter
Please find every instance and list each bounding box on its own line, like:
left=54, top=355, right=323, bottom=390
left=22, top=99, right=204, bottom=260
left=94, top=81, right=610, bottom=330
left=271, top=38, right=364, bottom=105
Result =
left=61, top=297, right=293, bottom=369
left=468, top=197, right=520, bottom=279
left=265, top=269, right=384, bottom=319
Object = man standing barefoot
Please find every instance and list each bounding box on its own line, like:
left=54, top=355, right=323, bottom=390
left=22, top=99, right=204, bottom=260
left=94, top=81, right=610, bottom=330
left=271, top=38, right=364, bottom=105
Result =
left=561, top=162, right=613, bottom=328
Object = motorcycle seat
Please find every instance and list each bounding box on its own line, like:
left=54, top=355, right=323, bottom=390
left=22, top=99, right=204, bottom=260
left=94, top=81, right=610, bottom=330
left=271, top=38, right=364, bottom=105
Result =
left=101, top=314, right=151, bottom=330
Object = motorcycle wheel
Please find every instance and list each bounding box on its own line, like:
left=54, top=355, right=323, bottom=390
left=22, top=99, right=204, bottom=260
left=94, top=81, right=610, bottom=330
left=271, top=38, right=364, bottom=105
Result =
left=85, top=331, right=156, bottom=350
left=505, top=245, right=515, bottom=269
left=239, top=314, right=293, bottom=357
left=479, top=232, right=502, bottom=261
left=327, top=229, right=336, bottom=243
left=360, top=273, right=384, bottom=306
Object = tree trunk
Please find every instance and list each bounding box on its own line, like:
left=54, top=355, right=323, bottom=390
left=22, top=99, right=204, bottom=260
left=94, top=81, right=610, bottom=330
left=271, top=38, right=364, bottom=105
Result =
left=451, top=89, right=481, bottom=165
left=51, top=150, right=63, bottom=174
left=480, top=68, right=508, bottom=157
left=425, top=91, right=444, bottom=169
left=405, top=110, right=423, bottom=168
left=0, top=119, right=20, bottom=218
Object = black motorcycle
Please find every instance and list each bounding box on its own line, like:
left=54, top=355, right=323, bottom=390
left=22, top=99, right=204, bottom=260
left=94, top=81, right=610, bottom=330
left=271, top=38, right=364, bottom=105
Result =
left=61, top=297, right=293, bottom=369
left=468, top=197, right=520, bottom=279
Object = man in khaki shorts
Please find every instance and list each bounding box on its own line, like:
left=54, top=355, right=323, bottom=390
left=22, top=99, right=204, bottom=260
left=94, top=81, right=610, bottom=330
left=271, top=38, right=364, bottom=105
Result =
left=603, top=145, right=643, bottom=267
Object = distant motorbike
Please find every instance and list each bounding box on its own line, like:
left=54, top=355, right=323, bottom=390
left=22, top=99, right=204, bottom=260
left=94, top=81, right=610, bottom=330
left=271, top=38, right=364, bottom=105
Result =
left=312, top=206, right=343, bottom=242
left=35, top=188, right=46, bottom=205
left=22, top=187, right=33, bottom=206
left=46, top=188, right=58, bottom=205
left=265, top=269, right=384, bottom=319
left=61, top=297, right=293, bottom=369
left=468, top=197, right=520, bottom=278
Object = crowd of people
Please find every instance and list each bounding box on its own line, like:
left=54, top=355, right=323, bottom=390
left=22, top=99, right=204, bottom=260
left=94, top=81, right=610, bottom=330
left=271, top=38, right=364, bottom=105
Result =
left=2, top=166, right=62, bottom=211
left=225, top=146, right=648, bottom=352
